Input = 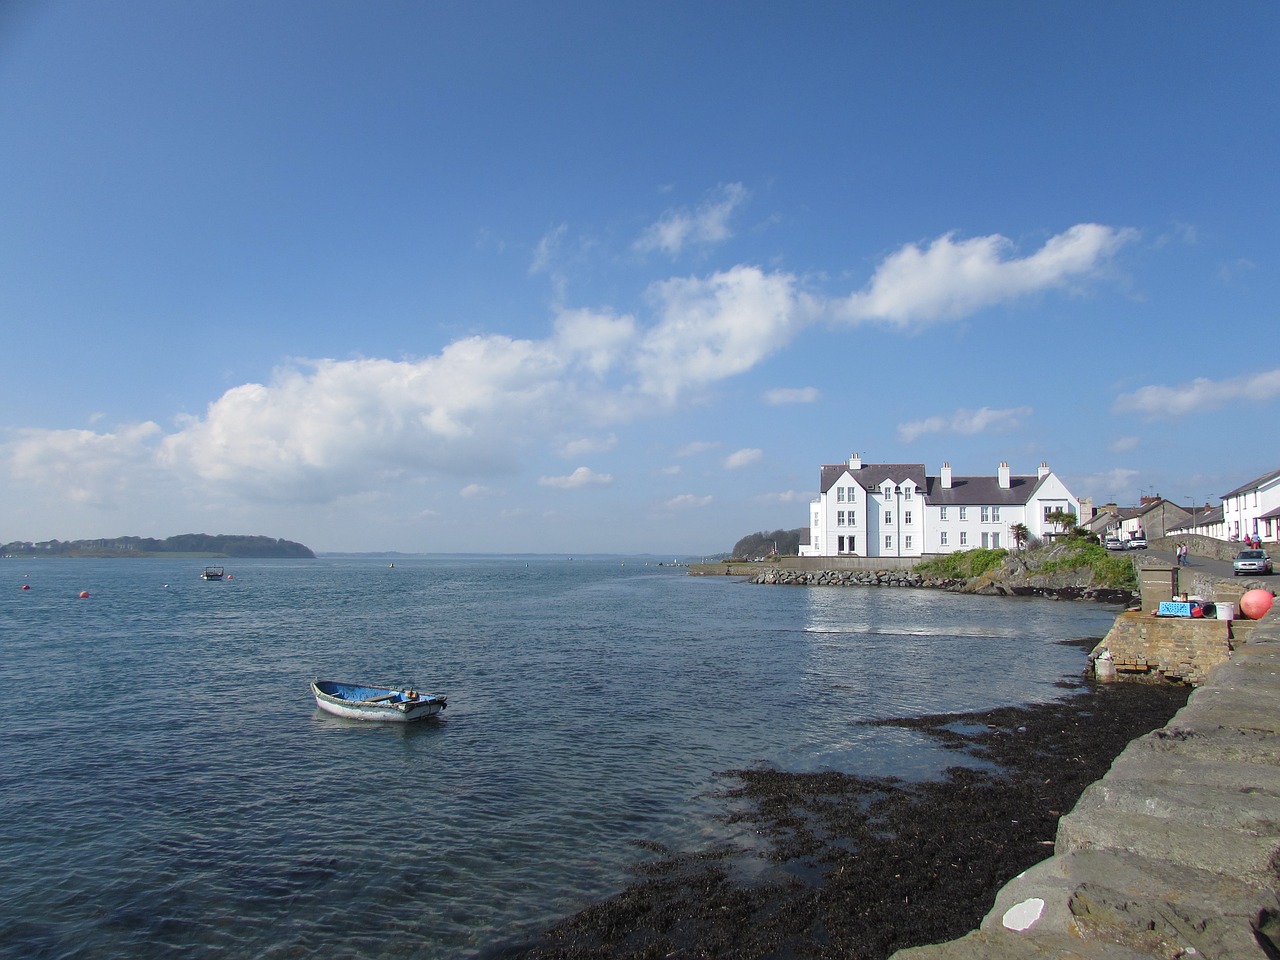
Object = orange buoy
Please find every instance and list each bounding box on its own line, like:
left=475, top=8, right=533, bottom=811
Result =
left=1240, top=589, right=1274, bottom=620
left=21, top=584, right=30, bottom=590
left=78, top=590, right=90, bottom=599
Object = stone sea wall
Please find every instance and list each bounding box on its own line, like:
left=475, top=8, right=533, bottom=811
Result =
left=746, top=564, right=1134, bottom=605
left=1094, top=611, right=1235, bottom=685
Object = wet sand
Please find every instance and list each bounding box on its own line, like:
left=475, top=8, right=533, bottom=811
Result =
left=495, top=662, right=1190, bottom=960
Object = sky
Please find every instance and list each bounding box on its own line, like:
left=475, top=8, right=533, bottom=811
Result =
left=1, top=2, right=1277, bottom=555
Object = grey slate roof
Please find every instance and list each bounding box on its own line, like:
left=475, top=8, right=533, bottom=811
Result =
left=819, top=462, right=1050, bottom=506
left=925, top=474, right=1046, bottom=506
left=819, top=463, right=927, bottom=494
left=1222, top=468, right=1280, bottom=499
left=1167, top=505, right=1224, bottom=533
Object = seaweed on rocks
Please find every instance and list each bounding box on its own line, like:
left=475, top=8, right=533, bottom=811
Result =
left=496, top=680, right=1190, bottom=960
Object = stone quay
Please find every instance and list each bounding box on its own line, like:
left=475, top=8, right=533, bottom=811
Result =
left=892, top=615, right=1280, bottom=959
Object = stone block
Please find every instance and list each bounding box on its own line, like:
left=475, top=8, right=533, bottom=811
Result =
left=1055, top=806, right=1280, bottom=886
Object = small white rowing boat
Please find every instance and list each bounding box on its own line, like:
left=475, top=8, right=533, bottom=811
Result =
left=311, top=680, right=447, bottom=723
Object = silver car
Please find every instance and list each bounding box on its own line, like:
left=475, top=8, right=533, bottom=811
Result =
left=1233, top=549, right=1273, bottom=576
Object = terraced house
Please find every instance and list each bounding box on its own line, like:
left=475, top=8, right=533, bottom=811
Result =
left=799, top=454, right=1080, bottom=559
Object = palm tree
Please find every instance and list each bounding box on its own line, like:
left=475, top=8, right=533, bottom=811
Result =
left=1010, top=523, right=1030, bottom=552
left=1045, top=509, right=1078, bottom=538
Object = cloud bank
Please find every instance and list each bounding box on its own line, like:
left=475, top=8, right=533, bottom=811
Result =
left=1113, top=368, right=1280, bottom=418
left=4, top=222, right=1134, bottom=515
left=897, top=406, right=1034, bottom=443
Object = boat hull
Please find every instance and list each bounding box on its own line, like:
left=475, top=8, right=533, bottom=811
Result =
left=311, top=680, right=446, bottom=723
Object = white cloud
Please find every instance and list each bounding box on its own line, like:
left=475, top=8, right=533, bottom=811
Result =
left=758, top=490, right=808, bottom=503
left=835, top=224, right=1137, bottom=327
left=8, top=422, right=163, bottom=507
left=1217, top=258, right=1256, bottom=285
left=553, top=307, right=637, bottom=378
left=724, top=448, right=763, bottom=469
left=1109, top=436, right=1140, bottom=453
left=460, top=483, right=490, bottom=498
left=538, top=466, right=613, bottom=489
left=897, top=406, right=1033, bottom=443
left=560, top=434, right=618, bottom=458
left=158, top=338, right=570, bottom=503
left=763, top=386, right=820, bottom=405
left=664, top=493, right=713, bottom=509
left=530, top=222, right=567, bottom=275
left=675, top=440, right=719, bottom=458
left=1113, top=368, right=1280, bottom=418
left=636, top=265, right=807, bottom=399
left=659, top=465, right=682, bottom=475
left=634, top=183, right=748, bottom=256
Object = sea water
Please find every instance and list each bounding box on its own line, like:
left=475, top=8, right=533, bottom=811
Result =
left=0, top=556, right=1120, bottom=959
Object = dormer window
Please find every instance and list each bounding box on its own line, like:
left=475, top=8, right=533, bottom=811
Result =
left=904, top=487, right=913, bottom=501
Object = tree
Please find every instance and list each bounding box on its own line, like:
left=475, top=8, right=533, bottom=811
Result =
left=1009, top=523, right=1030, bottom=552
left=1045, top=509, right=1078, bottom=537
left=731, top=529, right=804, bottom=559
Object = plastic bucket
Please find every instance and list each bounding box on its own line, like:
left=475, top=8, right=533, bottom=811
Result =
left=1217, top=602, right=1235, bottom=621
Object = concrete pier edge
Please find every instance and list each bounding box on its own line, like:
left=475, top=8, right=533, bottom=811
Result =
left=891, top=615, right=1280, bottom=960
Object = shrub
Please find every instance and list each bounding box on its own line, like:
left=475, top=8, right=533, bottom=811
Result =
left=914, top=548, right=1008, bottom=579
left=1038, top=542, right=1137, bottom=590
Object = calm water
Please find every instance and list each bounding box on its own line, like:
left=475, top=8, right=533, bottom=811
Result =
left=0, top=557, right=1121, bottom=959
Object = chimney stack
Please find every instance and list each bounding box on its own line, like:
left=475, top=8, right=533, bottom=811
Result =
left=940, top=462, right=952, bottom=489
left=1038, top=461, right=1050, bottom=480
left=998, top=461, right=1011, bottom=489
left=849, top=453, right=862, bottom=470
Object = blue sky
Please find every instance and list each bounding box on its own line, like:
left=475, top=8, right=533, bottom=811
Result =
left=2, top=2, right=1276, bottom=554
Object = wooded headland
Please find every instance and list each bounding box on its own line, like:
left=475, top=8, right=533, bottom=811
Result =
left=0, top=534, right=315, bottom=559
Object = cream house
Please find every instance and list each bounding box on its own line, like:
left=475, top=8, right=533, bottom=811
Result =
left=799, top=454, right=1080, bottom=558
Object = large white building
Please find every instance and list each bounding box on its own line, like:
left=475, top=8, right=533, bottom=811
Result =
left=799, top=454, right=1080, bottom=559
left=1221, top=468, right=1280, bottom=543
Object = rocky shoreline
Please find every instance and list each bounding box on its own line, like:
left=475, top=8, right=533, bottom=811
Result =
left=494, top=667, right=1189, bottom=960
left=748, top=565, right=1135, bottom=606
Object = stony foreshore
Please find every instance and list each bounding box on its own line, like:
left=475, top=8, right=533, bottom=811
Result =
left=892, top=616, right=1280, bottom=960
left=497, top=659, right=1193, bottom=959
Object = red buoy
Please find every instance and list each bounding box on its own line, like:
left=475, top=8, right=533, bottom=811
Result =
left=21, top=584, right=30, bottom=590
left=79, top=590, right=90, bottom=599
left=1240, top=589, right=1274, bottom=620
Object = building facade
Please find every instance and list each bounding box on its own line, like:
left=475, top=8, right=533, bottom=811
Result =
left=1221, top=468, right=1280, bottom=542
left=799, top=454, right=1080, bottom=559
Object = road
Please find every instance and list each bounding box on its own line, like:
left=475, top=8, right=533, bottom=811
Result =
left=1129, top=543, right=1275, bottom=586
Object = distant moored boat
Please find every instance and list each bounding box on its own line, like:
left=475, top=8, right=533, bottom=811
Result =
left=200, top=566, right=224, bottom=580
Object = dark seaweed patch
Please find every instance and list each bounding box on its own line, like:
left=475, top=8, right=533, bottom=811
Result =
left=492, top=681, right=1189, bottom=960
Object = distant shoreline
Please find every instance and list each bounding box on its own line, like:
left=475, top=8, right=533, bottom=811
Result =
left=1, top=534, right=315, bottom=560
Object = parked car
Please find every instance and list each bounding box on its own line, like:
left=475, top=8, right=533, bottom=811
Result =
left=1233, top=549, right=1273, bottom=576
left=1126, top=534, right=1148, bottom=549
left=1104, top=536, right=1125, bottom=550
